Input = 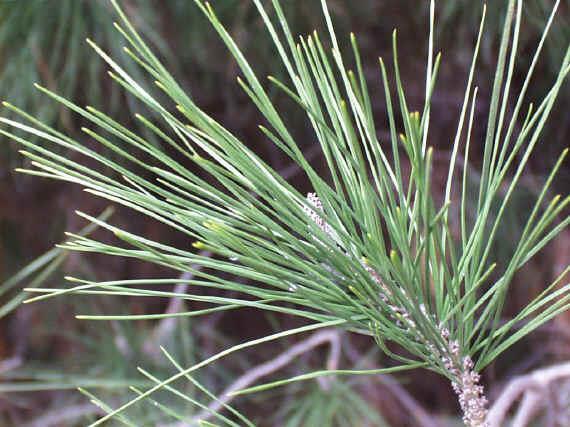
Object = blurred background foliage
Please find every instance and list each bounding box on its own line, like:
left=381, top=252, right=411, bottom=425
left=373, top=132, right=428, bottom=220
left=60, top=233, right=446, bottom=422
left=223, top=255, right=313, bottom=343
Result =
left=0, top=0, right=568, bottom=425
